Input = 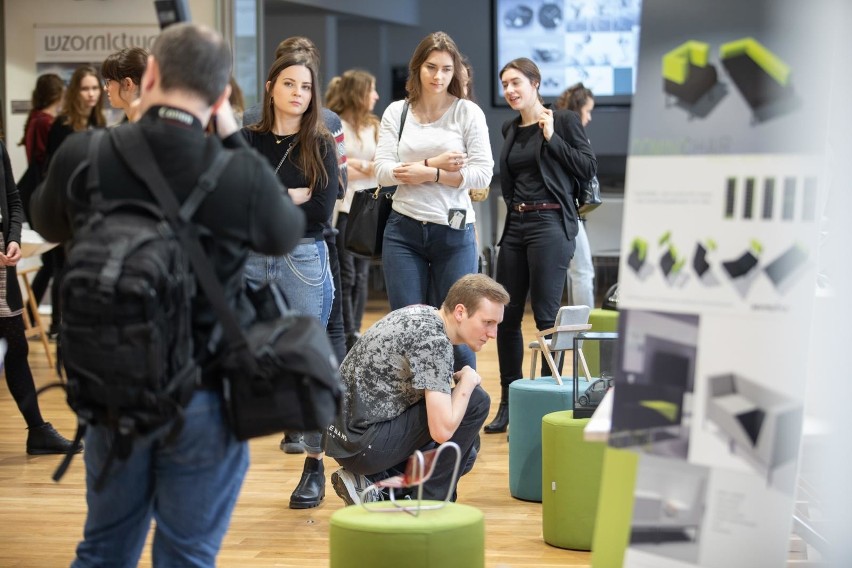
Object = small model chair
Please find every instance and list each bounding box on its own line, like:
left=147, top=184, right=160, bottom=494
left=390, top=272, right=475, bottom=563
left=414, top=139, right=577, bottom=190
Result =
left=528, top=305, right=592, bottom=384
left=358, top=441, right=462, bottom=516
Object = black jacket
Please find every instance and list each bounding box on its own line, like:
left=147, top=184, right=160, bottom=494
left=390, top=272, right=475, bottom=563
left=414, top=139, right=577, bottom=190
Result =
left=0, top=140, right=24, bottom=313
left=499, top=109, right=597, bottom=242
left=31, top=106, right=306, bottom=372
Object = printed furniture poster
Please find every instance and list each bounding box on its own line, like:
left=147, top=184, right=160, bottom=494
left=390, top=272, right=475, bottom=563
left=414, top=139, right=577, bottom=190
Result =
left=603, top=1, right=831, bottom=566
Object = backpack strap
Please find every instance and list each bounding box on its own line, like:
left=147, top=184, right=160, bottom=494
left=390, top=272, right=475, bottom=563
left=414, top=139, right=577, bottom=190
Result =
left=109, top=125, right=255, bottom=373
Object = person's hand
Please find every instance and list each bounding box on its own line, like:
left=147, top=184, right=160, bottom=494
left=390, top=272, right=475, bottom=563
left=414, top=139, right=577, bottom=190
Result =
left=393, top=162, right=435, bottom=185
left=453, top=365, right=482, bottom=387
left=0, top=242, right=21, bottom=266
left=538, top=107, right=554, bottom=141
left=288, top=186, right=312, bottom=205
left=213, top=98, right=239, bottom=139
left=427, top=151, right=467, bottom=172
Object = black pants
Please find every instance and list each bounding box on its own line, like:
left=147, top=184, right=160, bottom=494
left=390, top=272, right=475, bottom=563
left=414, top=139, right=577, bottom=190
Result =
left=0, top=315, right=44, bottom=428
left=335, top=213, right=371, bottom=336
left=29, top=247, right=65, bottom=331
left=496, top=209, right=575, bottom=387
left=334, top=386, right=490, bottom=501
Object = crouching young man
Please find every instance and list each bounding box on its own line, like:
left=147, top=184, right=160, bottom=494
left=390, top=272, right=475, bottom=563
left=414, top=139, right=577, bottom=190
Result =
left=326, top=274, right=509, bottom=504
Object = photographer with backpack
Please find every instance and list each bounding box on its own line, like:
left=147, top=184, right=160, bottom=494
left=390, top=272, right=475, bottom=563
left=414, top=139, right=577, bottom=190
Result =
left=31, top=23, right=305, bottom=567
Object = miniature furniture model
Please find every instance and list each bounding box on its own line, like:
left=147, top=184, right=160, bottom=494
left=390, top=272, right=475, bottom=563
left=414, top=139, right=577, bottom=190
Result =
left=662, top=40, right=718, bottom=105
left=509, top=306, right=591, bottom=502
left=17, top=264, right=54, bottom=369
left=329, top=441, right=484, bottom=567
left=720, top=37, right=792, bottom=112
left=358, top=442, right=462, bottom=515
left=542, top=410, right=606, bottom=551
left=705, top=373, right=802, bottom=485
left=527, top=305, right=591, bottom=382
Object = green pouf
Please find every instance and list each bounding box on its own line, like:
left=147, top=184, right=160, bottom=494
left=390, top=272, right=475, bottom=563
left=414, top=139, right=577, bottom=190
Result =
left=586, top=309, right=619, bottom=378
left=329, top=501, right=484, bottom=568
left=591, top=448, right=639, bottom=568
left=542, top=410, right=606, bottom=551
left=509, top=378, right=576, bottom=502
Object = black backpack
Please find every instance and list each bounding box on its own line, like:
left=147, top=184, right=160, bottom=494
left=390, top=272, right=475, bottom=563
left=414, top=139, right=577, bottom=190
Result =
left=52, top=127, right=232, bottom=488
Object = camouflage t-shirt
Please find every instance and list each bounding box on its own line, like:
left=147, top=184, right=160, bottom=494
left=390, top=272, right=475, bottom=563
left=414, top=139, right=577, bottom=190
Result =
left=326, top=305, right=453, bottom=459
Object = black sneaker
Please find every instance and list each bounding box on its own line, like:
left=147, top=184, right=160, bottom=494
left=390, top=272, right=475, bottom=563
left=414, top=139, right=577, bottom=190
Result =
left=26, top=422, right=82, bottom=455
left=331, top=468, right=380, bottom=506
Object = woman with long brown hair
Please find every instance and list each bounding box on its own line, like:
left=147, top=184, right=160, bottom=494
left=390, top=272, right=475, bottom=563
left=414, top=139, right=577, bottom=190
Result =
left=42, top=65, right=105, bottom=337
left=326, top=69, right=380, bottom=351
left=242, top=52, right=338, bottom=509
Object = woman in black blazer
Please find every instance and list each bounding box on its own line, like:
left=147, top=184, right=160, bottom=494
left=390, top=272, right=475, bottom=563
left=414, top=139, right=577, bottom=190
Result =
left=0, top=140, right=80, bottom=454
left=484, top=58, right=597, bottom=433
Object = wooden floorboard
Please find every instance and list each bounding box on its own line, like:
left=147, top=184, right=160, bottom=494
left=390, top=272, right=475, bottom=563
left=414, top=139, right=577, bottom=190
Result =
left=0, top=300, right=592, bottom=567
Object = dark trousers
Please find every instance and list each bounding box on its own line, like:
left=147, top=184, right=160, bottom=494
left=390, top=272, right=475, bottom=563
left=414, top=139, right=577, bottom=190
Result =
left=335, top=213, right=371, bottom=335
left=335, top=386, right=490, bottom=501
left=0, top=315, right=44, bottom=428
left=29, top=247, right=65, bottom=331
left=496, top=210, right=575, bottom=387
left=324, top=230, right=346, bottom=364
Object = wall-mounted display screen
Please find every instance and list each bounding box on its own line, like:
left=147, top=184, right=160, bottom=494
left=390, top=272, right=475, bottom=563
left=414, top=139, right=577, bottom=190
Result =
left=492, top=0, right=643, bottom=106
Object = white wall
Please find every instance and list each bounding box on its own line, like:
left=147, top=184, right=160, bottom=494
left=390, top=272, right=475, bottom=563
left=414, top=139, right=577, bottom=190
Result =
left=3, top=0, right=217, bottom=176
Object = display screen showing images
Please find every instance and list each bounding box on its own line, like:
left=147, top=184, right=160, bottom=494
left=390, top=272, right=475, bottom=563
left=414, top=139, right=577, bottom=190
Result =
left=493, top=0, right=643, bottom=106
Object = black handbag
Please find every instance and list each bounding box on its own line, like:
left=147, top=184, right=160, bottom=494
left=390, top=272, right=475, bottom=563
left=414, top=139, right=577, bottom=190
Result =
left=111, top=126, right=343, bottom=441
left=577, top=175, right=602, bottom=216
left=345, top=187, right=394, bottom=259
left=344, top=102, right=409, bottom=259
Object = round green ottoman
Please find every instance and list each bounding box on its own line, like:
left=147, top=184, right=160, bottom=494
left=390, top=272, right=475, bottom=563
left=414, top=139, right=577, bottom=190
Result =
left=508, top=377, right=574, bottom=502
left=329, top=501, right=484, bottom=568
left=542, top=410, right=606, bottom=550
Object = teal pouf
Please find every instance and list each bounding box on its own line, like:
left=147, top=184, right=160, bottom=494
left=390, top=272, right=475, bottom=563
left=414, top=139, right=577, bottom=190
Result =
left=329, top=501, right=485, bottom=568
left=508, top=377, right=576, bottom=501
left=542, top=410, right=606, bottom=550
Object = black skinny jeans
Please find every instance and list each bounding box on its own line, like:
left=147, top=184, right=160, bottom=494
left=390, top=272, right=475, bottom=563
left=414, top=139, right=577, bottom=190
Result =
left=0, top=315, right=44, bottom=428
left=335, top=213, right=371, bottom=336
left=496, top=209, right=575, bottom=387
left=334, top=386, right=490, bottom=501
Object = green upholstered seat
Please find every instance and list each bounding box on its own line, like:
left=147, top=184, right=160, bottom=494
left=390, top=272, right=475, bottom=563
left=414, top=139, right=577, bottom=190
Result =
left=719, top=37, right=791, bottom=86
left=662, top=40, right=711, bottom=84
left=329, top=501, right=484, bottom=568
left=591, top=448, right=639, bottom=568
left=541, top=411, right=606, bottom=551
left=509, top=377, right=578, bottom=502
left=585, top=309, right=619, bottom=378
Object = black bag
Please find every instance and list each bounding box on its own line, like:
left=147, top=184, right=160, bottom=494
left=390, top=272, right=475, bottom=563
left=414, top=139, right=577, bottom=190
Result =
left=52, top=128, right=221, bottom=488
left=577, top=175, right=602, bottom=216
left=16, top=164, right=42, bottom=225
left=345, top=187, right=394, bottom=259
left=111, top=127, right=343, bottom=442
left=344, top=101, right=409, bottom=259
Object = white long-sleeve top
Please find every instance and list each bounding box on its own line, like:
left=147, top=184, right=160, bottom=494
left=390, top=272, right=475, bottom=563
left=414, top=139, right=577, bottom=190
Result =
left=374, top=98, right=494, bottom=225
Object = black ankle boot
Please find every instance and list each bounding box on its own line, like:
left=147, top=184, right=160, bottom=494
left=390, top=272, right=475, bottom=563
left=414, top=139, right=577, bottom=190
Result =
left=484, top=386, right=509, bottom=434
left=289, top=457, right=325, bottom=509
left=26, top=422, right=83, bottom=455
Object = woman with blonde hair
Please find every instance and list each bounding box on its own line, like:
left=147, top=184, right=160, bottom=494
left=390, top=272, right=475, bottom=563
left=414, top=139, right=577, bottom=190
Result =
left=326, top=69, right=380, bottom=350
left=373, top=31, right=494, bottom=372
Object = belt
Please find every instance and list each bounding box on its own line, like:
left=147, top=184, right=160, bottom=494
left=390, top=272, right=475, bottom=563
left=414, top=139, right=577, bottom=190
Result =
left=512, top=202, right=561, bottom=212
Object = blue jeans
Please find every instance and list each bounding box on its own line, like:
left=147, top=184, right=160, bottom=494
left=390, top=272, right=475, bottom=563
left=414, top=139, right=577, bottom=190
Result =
left=382, top=210, right=478, bottom=370
left=244, top=239, right=333, bottom=327
left=245, top=239, right=334, bottom=454
left=72, top=390, right=249, bottom=567
left=496, top=209, right=575, bottom=386
left=334, top=386, right=490, bottom=501
left=568, top=221, right=595, bottom=308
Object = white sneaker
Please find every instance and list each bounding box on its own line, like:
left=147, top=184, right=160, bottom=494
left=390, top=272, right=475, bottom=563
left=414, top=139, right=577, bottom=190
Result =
left=331, top=468, right=379, bottom=505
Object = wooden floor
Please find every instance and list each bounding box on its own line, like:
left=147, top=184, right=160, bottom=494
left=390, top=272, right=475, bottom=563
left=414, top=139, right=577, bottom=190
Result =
left=0, top=300, right=593, bottom=568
